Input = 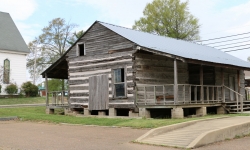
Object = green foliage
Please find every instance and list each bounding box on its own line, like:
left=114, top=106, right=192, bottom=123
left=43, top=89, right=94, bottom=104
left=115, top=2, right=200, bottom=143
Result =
left=27, top=18, right=77, bottom=83
left=48, top=79, right=65, bottom=91
left=67, top=30, right=85, bottom=45
left=5, top=83, right=18, bottom=95
left=21, top=81, right=38, bottom=97
left=133, top=0, right=200, bottom=41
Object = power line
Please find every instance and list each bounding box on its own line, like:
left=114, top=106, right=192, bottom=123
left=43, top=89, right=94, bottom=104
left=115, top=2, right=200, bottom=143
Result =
left=213, top=40, right=250, bottom=48
left=219, top=43, right=250, bottom=50
left=204, top=36, right=250, bottom=45
left=224, top=47, right=250, bottom=52
left=201, top=24, right=250, bottom=36
left=197, top=31, right=250, bottom=42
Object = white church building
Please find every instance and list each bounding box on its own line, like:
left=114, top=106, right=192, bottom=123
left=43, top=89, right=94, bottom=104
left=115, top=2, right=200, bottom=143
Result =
left=0, top=11, right=30, bottom=95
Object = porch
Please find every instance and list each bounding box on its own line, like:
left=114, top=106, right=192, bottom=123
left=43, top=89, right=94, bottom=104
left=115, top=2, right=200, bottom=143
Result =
left=135, top=84, right=248, bottom=113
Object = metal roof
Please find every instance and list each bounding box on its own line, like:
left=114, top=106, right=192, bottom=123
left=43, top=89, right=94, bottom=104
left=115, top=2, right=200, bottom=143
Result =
left=99, top=21, right=250, bottom=69
left=0, top=11, right=30, bottom=53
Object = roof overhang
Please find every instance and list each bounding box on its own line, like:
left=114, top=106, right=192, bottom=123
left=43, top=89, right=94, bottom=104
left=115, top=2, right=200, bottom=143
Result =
left=41, top=55, right=68, bottom=79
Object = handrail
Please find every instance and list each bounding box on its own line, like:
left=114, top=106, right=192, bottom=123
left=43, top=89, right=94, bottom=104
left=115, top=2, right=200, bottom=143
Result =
left=223, top=86, right=243, bottom=96
left=223, top=85, right=243, bottom=113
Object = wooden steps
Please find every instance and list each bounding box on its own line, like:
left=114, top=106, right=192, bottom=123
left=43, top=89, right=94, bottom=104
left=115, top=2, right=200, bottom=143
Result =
left=225, top=101, right=250, bottom=113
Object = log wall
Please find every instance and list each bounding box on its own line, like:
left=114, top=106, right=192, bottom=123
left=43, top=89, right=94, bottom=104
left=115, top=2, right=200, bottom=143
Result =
left=68, top=51, right=135, bottom=105
left=66, top=22, right=135, bottom=107
left=134, top=52, right=189, bottom=102
left=67, top=23, right=134, bottom=58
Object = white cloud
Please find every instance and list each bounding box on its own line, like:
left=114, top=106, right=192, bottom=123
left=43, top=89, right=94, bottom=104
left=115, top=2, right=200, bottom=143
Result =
left=188, top=0, right=250, bottom=39
left=0, top=0, right=37, bottom=20
left=187, top=0, right=250, bottom=61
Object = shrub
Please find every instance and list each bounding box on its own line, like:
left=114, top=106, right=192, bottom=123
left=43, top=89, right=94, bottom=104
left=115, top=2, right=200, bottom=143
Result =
left=21, top=81, right=38, bottom=97
left=5, top=83, right=18, bottom=95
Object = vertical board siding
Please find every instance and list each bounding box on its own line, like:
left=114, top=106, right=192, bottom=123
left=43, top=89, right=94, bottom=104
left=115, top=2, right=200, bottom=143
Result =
left=89, top=75, right=109, bottom=110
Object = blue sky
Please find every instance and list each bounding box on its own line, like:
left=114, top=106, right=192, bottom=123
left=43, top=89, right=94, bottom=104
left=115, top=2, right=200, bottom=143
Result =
left=1, top=0, right=250, bottom=62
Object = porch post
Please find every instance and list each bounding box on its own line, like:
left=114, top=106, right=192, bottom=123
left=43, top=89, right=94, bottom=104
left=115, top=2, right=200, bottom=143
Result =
left=174, top=58, right=178, bottom=104
left=221, top=68, right=225, bottom=102
left=237, top=70, right=243, bottom=112
left=45, top=73, right=49, bottom=106
left=200, top=65, right=203, bottom=103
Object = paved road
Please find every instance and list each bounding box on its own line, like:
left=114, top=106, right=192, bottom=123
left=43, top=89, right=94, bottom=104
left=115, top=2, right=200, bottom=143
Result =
left=0, top=121, right=171, bottom=150
left=0, top=121, right=249, bottom=150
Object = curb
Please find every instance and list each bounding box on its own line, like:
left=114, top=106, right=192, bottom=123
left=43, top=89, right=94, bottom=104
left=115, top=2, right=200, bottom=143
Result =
left=0, top=116, right=18, bottom=121
left=187, top=117, right=250, bottom=148
left=135, top=116, right=229, bottom=142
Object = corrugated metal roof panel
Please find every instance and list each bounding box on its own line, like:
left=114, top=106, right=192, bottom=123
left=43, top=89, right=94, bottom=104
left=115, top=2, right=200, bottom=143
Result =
left=0, top=11, right=30, bottom=53
left=99, top=21, right=250, bottom=69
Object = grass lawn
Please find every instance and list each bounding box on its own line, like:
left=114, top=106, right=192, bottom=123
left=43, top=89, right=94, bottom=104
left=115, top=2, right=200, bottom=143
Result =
left=0, top=106, right=249, bottom=128
left=0, top=97, right=46, bottom=105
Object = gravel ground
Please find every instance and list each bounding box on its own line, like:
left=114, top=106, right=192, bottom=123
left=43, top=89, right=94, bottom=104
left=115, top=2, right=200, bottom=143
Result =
left=0, top=121, right=249, bottom=150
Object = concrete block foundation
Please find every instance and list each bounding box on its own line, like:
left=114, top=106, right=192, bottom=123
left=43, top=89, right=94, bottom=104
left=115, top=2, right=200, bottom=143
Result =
left=217, top=106, right=227, bottom=114
left=98, top=111, right=106, bottom=116
left=139, top=108, right=150, bottom=118
left=196, top=107, right=207, bottom=116
left=84, top=108, right=91, bottom=116
left=171, top=107, right=184, bottom=119
left=109, top=108, right=117, bottom=117
left=129, top=110, right=139, bottom=117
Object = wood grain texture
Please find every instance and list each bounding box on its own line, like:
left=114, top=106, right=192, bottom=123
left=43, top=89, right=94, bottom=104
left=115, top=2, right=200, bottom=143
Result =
left=89, top=74, right=109, bottom=110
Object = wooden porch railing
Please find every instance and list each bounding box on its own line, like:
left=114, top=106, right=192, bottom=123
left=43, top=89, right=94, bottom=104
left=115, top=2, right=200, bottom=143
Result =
left=245, top=88, right=250, bottom=101
left=47, top=90, right=69, bottom=106
left=135, top=84, right=244, bottom=112
left=135, top=84, right=224, bottom=105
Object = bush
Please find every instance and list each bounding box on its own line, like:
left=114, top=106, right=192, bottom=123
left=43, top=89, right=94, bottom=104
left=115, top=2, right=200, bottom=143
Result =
left=5, top=84, right=18, bottom=95
left=21, top=81, right=38, bottom=97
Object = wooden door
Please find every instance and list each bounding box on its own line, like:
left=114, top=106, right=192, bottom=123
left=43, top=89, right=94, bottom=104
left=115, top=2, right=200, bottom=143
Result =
left=229, top=76, right=235, bottom=100
left=89, top=74, right=109, bottom=110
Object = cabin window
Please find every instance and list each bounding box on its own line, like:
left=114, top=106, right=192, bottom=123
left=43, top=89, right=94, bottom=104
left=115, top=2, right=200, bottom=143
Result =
left=3, top=59, right=10, bottom=84
left=113, top=68, right=126, bottom=97
left=77, top=43, right=85, bottom=56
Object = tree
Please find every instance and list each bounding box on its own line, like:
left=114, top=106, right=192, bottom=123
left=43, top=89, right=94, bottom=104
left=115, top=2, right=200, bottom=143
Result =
left=47, top=79, right=67, bottom=91
left=67, top=30, right=85, bottom=45
left=27, top=18, right=78, bottom=85
left=132, top=0, right=200, bottom=41
left=21, top=81, right=38, bottom=97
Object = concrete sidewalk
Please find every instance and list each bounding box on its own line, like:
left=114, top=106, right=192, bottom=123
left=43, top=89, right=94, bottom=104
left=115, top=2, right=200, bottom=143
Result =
left=136, top=116, right=250, bottom=148
left=0, top=103, right=45, bottom=108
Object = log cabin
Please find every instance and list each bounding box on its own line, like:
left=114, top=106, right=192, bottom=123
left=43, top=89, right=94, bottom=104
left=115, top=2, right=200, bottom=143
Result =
left=41, top=21, right=250, bottom=118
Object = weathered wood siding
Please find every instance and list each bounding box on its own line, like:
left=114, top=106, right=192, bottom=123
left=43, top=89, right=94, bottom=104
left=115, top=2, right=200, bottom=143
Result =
left=67, top=23, right=134, bottom=58
left=68, top=52, right=135, bottom=105
left=89, top=74, right=109, bottom=110
left=134, top=52, right=189, bottom=102
left=215, top=67, right=245, bottom=100
left=66, top=22, right=135, bottom=106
